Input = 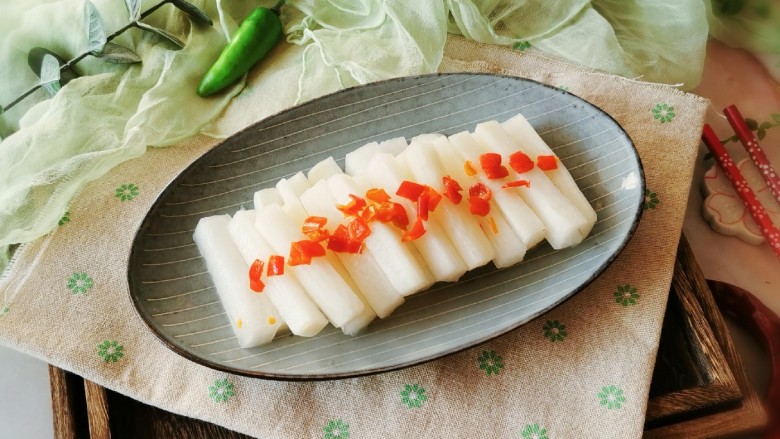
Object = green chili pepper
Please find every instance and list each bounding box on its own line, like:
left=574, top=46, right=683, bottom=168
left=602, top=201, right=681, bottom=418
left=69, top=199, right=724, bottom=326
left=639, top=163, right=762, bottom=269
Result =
left=197, top=6, right=283, bottom=97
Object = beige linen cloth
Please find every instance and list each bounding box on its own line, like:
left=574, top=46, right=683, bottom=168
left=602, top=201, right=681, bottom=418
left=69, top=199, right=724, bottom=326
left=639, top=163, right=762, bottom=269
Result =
left=0, top=37, right=707, bottom=438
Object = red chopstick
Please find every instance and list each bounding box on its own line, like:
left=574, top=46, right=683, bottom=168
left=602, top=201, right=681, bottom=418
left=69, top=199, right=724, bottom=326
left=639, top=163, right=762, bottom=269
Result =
left=701, top=124, right=780, bottom=260
left=723, top=105, right=780, bottom=205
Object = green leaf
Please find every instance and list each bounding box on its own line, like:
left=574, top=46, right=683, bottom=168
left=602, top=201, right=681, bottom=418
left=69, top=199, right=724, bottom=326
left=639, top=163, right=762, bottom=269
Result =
left=772, top=113, right=780, bottom=123
left=745, top=118, right=759, bottom=129
left=758, top=129, right=767, bottom=140
left=125, top=0, right=141, bottom=20
left=27, top=48, right=79, bottom=86
left=84, top=0, right=107, bottom=53
left=759, top=121, right=772, bottom=130
left=135, top=22, right=185, bottom=48
left=169, top=0, right=213, bottom=26
left=93, top=42, right=141, bottom=64
left=39, top=54, right=62, bottom=96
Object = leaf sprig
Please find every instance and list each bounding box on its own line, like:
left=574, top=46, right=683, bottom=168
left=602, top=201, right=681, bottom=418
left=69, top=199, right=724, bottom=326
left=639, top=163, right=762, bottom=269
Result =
left=720, top=114, right=780, bottom=143
left=0, top=0, right=212, bottom=116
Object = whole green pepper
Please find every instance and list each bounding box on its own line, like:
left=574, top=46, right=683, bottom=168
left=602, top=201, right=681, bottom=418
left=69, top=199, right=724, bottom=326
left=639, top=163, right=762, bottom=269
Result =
left=197, top=7, right=283, bottom=97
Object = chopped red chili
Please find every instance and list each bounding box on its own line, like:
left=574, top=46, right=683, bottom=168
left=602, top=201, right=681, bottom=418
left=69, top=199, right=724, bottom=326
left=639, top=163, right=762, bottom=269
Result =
left=327, top=224, right=363, bottom=254
left=249, top=259, right=265, bottom=292
left=480, top=153, right=502, bottom=169
left=289, top=240, right=326, bottom=266
left=509, top=151, right=534, bottom=173
left=347, top=217, right=371, bottom=243
left=374, top=201, right=409, bottom=230
left=426, top=186, right=443, bottom=211
left=537, top=155, right=558, bottom=171
left=336, top=194, right=366, bottom=217
left=396, top=180, right=426, bottom=201
left=464, top=160, right=477, bottom=176
left=302, top=216, right=329, bottom=242
left=401, top=216, right=426, bottom=242
left=501, top=180, right=531, bottom=189
left=468, top=182, right=492, bottom=201
left=469, top=197, right=491, bottom=216
left=366, top=188, right=391, bottom=203
left=267, top=255, right=285, bottom=276
left=442, top=176, right=463, bottom=204
left=417, top=190, right=430, bottom=221
left=484, top=166, right=509, bottom=179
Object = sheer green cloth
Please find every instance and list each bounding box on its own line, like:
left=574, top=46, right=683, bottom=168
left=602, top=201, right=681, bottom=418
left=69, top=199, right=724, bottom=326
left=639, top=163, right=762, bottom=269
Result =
left=0, top=0, right=711, bottom=271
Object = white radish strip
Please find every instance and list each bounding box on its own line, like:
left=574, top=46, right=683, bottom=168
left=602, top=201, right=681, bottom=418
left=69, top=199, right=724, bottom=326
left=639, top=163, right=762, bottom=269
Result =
left=378, top=137, right=407, bottom=156
left=430, top=137, right=526, bottom=268
left=279, top=175, right=377, bottom=333
left=474, top=122, right=587, bottom=248
left=402, top=142, right=496, bottom=270
left=363, top=153, right=468, bottom=282
left=255, top=203, right=364, bottom=328
left=299, top=181, right=405, bottom=318
left=277, top=174, right=309, bottom=222
left=228, top=211, right=328, bottom=337
left=501, top=114, right=597, bottom=235
left=345, top=142, right=379, bottom=176
left=307, top=156, right=343, bottom=184
left=410, top=133, right=444, bottom=145
left=448, top=132, right=546, bottom=249
left=193, top=215, right=282, bottom=348
left=328, top=173, right=434, bottom=295
left=254, top=188, right=281, bottom=210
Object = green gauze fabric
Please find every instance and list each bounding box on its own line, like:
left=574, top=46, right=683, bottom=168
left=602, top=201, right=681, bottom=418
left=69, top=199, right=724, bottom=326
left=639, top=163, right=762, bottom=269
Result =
left=0, top=0, right=710, bottom=272
left=284, top=0, right=709, bottom=105
left=706, top=0, right=780, bottom=79
left=0, top=0, right=252, bottom=269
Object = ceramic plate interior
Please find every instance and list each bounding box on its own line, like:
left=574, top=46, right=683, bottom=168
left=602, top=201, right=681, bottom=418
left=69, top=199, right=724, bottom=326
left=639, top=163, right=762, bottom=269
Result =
left=128, top=73, right=644, bottom=380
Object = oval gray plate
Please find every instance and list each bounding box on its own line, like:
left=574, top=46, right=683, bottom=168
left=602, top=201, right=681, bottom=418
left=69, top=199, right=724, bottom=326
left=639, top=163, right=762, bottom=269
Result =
left=128, top=73, right=644, bottom=380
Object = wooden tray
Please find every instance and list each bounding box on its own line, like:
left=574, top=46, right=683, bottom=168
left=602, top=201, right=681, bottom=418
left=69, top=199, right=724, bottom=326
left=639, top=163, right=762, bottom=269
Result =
left=48, top=236, right=768, bottom=439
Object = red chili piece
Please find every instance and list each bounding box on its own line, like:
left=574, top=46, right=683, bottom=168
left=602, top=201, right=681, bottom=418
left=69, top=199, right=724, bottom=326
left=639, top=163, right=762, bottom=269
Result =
left=484, top=166, right=509, bottom=179
left=469, top=197, right=491, bottom=216
left=366, top=188, right=391, bottom=203
left=302, top=216, right=329, bottom=242
left=468, top=182, right=492, bottom=201
left=502, top=180, right=531, bottom=189
left=336, top=194, right=367, bottom=217
left=426, top=187, right=443, bottom=211
left=509, top=151, right=534, bottom=173
left=536, top=155, right=558, bottom=171
left=347, top=217, right=372, bottom=243
left=249, top=259, right=265, bottom=292
left=267, top=255, right=285, bottom=276
left=442, top=176, right=463, bottom=204
left=396, top=180, right=426, bottom=201
left=327, top=224, right=363, bottom=254
left=480, top=153, right=502, bottom=169
left=401, top=216, right=426, bottom=242
left=417, top=190, right=430, bottom=221
left=289, top=240, right=326, bottom=266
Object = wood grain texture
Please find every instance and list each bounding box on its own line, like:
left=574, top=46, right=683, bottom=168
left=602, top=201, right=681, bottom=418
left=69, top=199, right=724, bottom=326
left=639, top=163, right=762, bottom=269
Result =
left=646, top=260, right=742, bottom=425
left=49, top=366, right=89, bottom=439
left=84, top=380, right=111, bottom=439
left=644, top=237, right=767, bottom=438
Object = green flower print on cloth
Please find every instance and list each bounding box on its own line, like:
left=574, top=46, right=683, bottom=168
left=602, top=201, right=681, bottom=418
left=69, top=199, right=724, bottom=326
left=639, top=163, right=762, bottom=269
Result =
left=521, top=423, right=549, bottom=439
left=542, top=320, right=567, bottom=342
left=614, top=284, right=640, bottom=306
left=477, top=350, right=504, bottom=376
left=513, top=41, right=532, bottom=52
left=323, top=419, right=349, bottom=439
left=209, top=378, right=235, bottom=403
left=67, top=272, right=93, bottom=295
left=58, top=211, right=70, bottom=226
left=644, top=189, right=660, bottom=210
left=0, top=304, right=9, bottom=317
left=97, top=340, right=124, bottom=363
left=115, top=183, right=139, bottom=202
left=598, top=385, right=626, bottom=409
left=652, top=103, right=675, bottom=123
left=400, top=384, right=428, bottom=408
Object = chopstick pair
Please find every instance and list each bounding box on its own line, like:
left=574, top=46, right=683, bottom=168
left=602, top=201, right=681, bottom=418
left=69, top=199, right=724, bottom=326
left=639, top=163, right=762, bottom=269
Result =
left=701, top=105, right=780, bottom=260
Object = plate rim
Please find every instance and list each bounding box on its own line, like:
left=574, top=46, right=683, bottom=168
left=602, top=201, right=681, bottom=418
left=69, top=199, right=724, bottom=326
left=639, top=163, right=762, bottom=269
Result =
left=128, top=72, right=646, bottom=381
